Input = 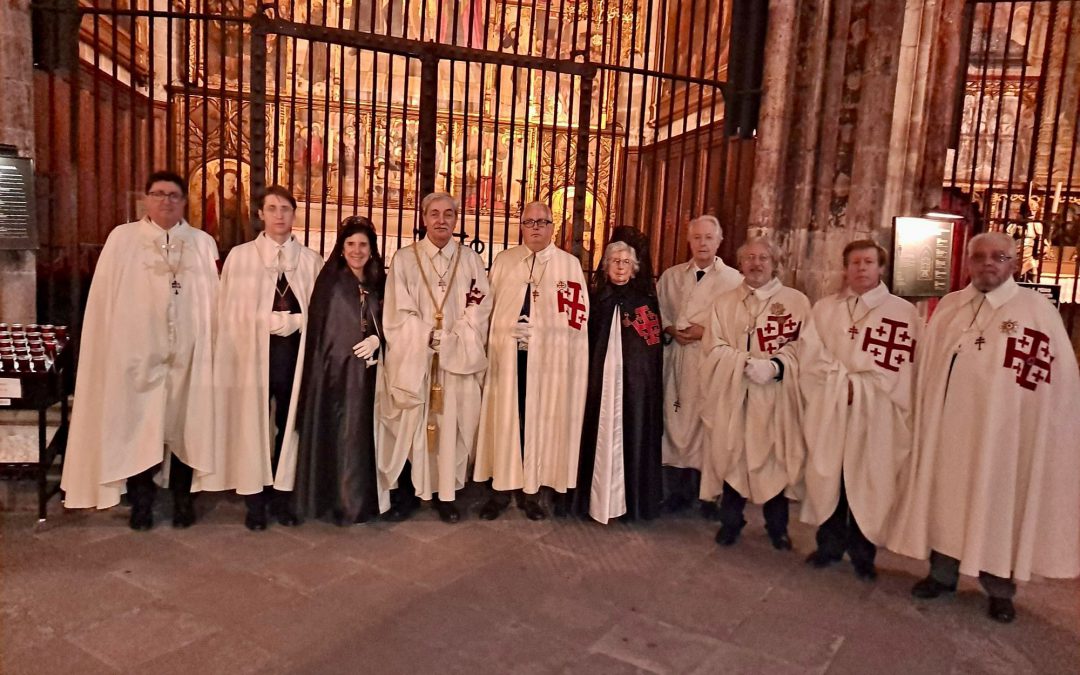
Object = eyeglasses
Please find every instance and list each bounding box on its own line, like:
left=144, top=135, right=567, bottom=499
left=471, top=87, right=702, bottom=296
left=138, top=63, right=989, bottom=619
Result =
left=970, top=252, right=1014, bottom=263
left=608, top=258, right=635, bottom=267
left=521, top=219, right=553, bottom=229
left=740, top=254, right=772, bottom=263
left=147, top=191, right=185, bottom=203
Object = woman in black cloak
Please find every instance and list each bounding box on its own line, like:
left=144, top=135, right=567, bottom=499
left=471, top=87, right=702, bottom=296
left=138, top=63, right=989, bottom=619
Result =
left=574, top=240, right=664, bottom=523
left=292, top=216, right=384, bottom=524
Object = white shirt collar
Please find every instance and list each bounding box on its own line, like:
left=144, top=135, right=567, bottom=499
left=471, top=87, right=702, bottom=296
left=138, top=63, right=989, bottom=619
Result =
left=967, top=277, right=1019, bottom=309
left=421, top=235, right=457, bottom=260
left=845, top=281, right=889, bottom=309
left=744, top=277, right=783, bottom=301
left=255, top=231, right=298, bottom=270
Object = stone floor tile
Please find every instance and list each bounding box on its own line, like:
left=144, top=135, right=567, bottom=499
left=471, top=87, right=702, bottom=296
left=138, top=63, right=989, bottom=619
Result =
left=588, top=613, right=725, bottom=674
left=133, top=630, right=280, bottom=675
left=65, top=605, right=218, bottom=669
left=726, top=610, right=844, bottom=670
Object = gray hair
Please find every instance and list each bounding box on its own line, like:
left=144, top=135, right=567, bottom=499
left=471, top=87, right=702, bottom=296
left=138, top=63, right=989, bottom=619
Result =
left=602, top=240, right=640, bottom=275
left=736, top=237, right=784, bottom=277
left=687, top=214, right=723, bottom=240
left=521, top=200, right=553, bottom=221
left=966, top=231, right=1015, bottom=257
left=421, top=192, right=459, bottom=217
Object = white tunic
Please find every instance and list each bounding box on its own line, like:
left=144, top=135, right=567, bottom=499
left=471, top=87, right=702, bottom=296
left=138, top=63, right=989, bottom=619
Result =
left=378, top=238, right=492, bottom=502
left=700, top=279, right=810, bottom=503
left=474, top=243, right=589, bottom=493
left=61, top=219, right=219, bottom=509
left=888, top=279, right=1080, bottom=581
left=195, top=233, right=323, bottom=495
left=589, top=308, right=627, bottom=524
left=657, top=258, right=743, bottom=470
left=799, top=282, right=921, bottom=544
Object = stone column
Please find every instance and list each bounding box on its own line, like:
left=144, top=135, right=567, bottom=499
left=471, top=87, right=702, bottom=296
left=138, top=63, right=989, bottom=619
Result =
left=0, top=0, right=37, bottom=322
left=748, top=0, right=963, bottom=301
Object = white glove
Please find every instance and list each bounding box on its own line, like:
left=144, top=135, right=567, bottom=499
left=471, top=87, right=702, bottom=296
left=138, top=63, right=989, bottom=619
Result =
left=352, top=335, right=380, bottom=360
left=429, top=329, right=444, bottom=351
left=511, top=320, right=531, bottom=348
left=744, top=358, right=779, bottom=385
left=269, top=311, right=302, bottom=337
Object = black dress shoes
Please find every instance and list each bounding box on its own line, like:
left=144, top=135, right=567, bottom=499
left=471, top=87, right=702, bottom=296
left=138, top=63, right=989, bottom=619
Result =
left=522, top=499, right=548, bottom=521
left=852, top=560, right=878, bottom=581
left=478, top=498, right=507, bottom=521
left=384, top=497, right=420, bottom=522
left=245, top=510, right=268, bottom=531
left=911, top=575, right=957, bottom=599
left=805, top=550, right=842, bottom=568
left=714, top=525, right=740, bottom=546
left=988, top=597, right=1016, bottom=623
left=172, top=495, right=196, bottom=528
left=434, top=501, right=461, bottom=524
left=129, top=506, right=153, bottom=531
left=768, top=532, right=793, bottom=551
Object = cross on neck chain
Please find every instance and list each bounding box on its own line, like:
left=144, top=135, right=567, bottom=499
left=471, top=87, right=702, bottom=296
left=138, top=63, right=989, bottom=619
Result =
left=964, top=296, right=999, bottom=351
left=159, top=233, right=185, bottom=295
left=741, top=288, right=773, bottom=348
left=430, top=248, right=454, bottom=290
left=527, top=253, right=548, bottom=302
left=846, top=296, right=874, bottom=340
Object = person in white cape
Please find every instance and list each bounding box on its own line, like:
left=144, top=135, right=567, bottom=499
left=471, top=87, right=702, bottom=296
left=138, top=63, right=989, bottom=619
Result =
left=474, top=201, right=589, bottom=521
left=657, top=215, right=743, bottom=517
left=799, top=240, right=920, bottom=581
left=378, top=192, right=492, bottom=524
left=889, top=232, right=1080, bottom=624
left=195, top=186, right=323, bottom=530
left=61, top=171, right=219, bottom=530
left=701, top=238, right=809, bottom=551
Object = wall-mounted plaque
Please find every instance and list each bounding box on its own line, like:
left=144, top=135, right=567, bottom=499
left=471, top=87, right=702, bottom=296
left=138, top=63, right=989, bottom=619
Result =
left=1019, top=282, right=1061, bottom=308
left=0, top=156, right=38, bottom=250
left=893, top=216, right=954, bottom=297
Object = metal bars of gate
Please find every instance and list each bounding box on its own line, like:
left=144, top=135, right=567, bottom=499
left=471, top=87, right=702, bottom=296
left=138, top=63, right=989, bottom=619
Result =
left=29, top=0, right=739, bottom=331
left=946, top=0, right=1080, bottom=308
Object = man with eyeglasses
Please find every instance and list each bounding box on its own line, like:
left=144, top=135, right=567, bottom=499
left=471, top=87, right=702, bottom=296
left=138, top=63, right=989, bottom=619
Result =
left=195, top=186, right=323, bottom=530
left=62, top=171, right=220, bottom=530
left=474, top=201, right=589, bottom=520
left=656, top=215, right=743, bottom=518
left=699, top=238, right=809, bottom=551
left=889, top=231, right=1080, bottom=624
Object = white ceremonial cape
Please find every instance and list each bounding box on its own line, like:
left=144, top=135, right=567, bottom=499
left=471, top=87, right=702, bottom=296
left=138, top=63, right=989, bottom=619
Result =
left=61, top=219, right=219, bottom=509
left=700, top=279, right=810, bottom=503
left=195, top=233, right=323, bottom=495
left=888, top=279, right=1080, bottom=581
left=657, top=257, right=743, bottom=470
left=589, top=308, right=626, bottom=524
left=474, top=243, right=590, bottom=493
left=799, top=282, right=920, bottom=544
left=378, top=238, right=492, bottom=502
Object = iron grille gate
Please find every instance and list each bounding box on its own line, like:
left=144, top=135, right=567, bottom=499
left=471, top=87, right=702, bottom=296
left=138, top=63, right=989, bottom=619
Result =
left=248, top=10, right=598, bottom=267
left=30, top=0, right=744, bottom=333
left=946, top=0, right=1080, bottom=308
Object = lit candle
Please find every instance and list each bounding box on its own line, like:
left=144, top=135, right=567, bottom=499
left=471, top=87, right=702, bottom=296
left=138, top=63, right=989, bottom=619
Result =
left=1051, top=181, right=1062, bottom=215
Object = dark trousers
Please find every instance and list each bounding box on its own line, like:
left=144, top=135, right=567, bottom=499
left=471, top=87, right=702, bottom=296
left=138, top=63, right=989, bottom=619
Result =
left=248, top=337, right=299, bottom=513
left=663, top=466, right=704, bottom=502
left=929, top=550, right=1016, bottom=599
left=815, top=477, right=875, bottom=566
left=719, top=482, right=789, bottom=536
left=488, top=349, right=541, bottom=507
left=127, top=453, right=194, bottom=510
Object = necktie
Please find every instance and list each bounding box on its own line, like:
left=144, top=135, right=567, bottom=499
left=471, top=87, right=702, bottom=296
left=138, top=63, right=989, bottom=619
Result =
left=696, top=269, right=705, bottom=282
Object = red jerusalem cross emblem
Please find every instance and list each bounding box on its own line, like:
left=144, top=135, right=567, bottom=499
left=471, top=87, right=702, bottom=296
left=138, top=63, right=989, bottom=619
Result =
left=861, top=318, right=915, bottom=372
left=626, top=306, right=661, bottom=345
left=556, top=280, right=587, bottom=330
left=756, top=315, right=801, bottom=354
left=465, top=279, right=485, bottom=307
left=1003, top=327, right=1054, bottom=391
